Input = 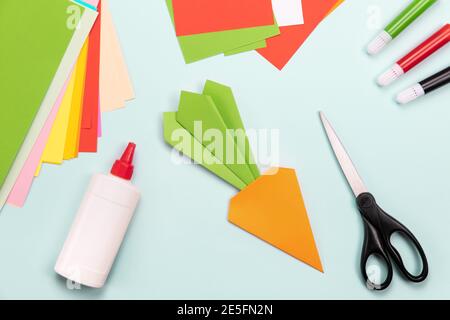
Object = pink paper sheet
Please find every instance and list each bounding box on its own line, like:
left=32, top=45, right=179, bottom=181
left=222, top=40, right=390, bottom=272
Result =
left=7, top=77, right=71, bottom=207
left=85, top=0, right=100, bottom=7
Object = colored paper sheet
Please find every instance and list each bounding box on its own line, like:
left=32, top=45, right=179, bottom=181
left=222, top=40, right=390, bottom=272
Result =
left=38, top=1, right=101, bottom=168
left=64, top=40, right=90, bottom=160
left=99, top=0, right=134, bottom=112
left=74, top=0, right=98, bottom=10
left=257, top=0, right=342, bottom=70
left=164, top=112, right=246, bottom=190
left=330, top=0, right=345, bottom=13
left=176, top=91, right=255, bottom=185
left=40, top=69, right=77, bottom=166
left=172, top=0, right=275, bottom=36
left=0, top=1, right=97, bottom=209
left=224, top=0, right=310, bottom=56
left=272, top=0, right=304, bottom=27
left=0, top=0, right=79, bottom=188
left=224, top=40, right=267, bottom=56
left=202, top=81, right=260, bottom=179
left=224, top=0, right=306, bottom=56
left=80, top=0, right=102, bottom=153
left=83, top=0, right=99, bottom=8
left=35, top=163, right=42, bottom=177
left=167, top=0, right=280, bottom=63
left=98, top=100, right=102, bottom=137
left=229, top=168, right=323, bottom=272
left=7, top=77, right=71, bottom=207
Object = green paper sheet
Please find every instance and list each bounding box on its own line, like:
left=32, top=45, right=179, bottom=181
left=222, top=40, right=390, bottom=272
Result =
left=167, top=0, right=280, bottom=63
left=164, top=112, right=246, bottom=190
left=0, top=1, right=97, bottom=209
left=224, top=15, right=280, bottom=56
left=0, top=0, right=82, bottom=188
left=224, top=40, right=267, bottom=56
left=176, top=91, right=255, bottom=185
left=202, top=80, right=260, bottom=179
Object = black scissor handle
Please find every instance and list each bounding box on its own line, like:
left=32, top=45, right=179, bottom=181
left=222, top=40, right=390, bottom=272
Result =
left=356, top=193, right=428, bottom=290
left=360, top=217, right=394, bottom=290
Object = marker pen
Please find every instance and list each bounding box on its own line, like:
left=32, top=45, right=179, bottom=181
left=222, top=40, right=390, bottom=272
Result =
left=396, top=66, right=450, bottom=104
left=378, top=24, right=450, bottom=86
left=367, top=0, right=438, bottom=55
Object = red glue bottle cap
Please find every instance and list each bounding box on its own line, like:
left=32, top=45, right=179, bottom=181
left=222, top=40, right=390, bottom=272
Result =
left=111, top=143, right=136, bottom=180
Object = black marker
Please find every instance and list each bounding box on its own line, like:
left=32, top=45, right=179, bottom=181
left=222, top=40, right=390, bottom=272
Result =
left=397, top=66, right=450, bottom=104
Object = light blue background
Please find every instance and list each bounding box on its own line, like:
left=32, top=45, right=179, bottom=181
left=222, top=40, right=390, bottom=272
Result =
left=0, top=0, right=449, bottom=299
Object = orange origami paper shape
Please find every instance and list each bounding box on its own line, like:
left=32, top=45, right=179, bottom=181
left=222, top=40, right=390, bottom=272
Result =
left=229, top=167, right=323, bottom=272
left=164, top=82, right=323, bottom=272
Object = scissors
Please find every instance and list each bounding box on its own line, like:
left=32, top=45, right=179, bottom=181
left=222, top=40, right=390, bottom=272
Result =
left=319, top=112, right=428, bottom=291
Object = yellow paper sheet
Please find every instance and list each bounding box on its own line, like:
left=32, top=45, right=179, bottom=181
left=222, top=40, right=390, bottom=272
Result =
left=35, top=65, right=78, bottom=177
left=64, top=39, right=89, bottom=160
left=35, top=164, right=42, bottom=176
left=40, top=66, right=77, bottom=166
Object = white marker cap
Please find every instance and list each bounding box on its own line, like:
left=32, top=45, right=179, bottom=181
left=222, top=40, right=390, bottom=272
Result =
left=367, top=31, right=392, bottom=55
left=396, top=84, right=425, bottom=104
left=377, top=64, right=404, bottom=87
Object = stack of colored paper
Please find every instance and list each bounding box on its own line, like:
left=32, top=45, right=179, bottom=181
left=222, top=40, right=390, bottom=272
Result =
left=163, top=81, right=323, bottom=272
left=0, top=0, right=134, bottom=210
left=168, top=0, right=344, bottom=69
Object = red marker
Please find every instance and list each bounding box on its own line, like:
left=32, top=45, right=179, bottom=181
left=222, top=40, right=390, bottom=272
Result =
left=378, top=24, right=450, bottom=86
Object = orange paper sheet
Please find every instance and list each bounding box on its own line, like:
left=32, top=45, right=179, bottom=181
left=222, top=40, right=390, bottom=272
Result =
left=257, top=0, right=343, bottom=70
left=172, top=0, right=275, bottom=36
left=229, top=167, right=323, bottom=272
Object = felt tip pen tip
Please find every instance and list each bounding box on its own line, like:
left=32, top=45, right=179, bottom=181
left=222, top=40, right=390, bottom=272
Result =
left=367, top=31, right=392, bottom=55
left=396, top=84, right=425, bottom=104
left=377, top=64, right=404, bottom=87
left=319, top=111, right=326, bottom=120
left=319, top=112, right=330, bottom=127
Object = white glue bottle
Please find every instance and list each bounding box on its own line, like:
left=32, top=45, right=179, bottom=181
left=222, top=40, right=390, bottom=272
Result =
left=55, top=143, right=140, bottom=288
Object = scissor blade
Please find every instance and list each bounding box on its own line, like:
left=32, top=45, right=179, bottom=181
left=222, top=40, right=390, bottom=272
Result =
left=320, top=112, right=368, bottom=197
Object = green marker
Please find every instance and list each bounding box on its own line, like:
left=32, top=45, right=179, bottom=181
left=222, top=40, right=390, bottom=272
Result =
left=367, top=0, right=437, bottom=55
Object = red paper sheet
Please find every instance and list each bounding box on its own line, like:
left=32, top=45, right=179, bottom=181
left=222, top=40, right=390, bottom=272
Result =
left=172, top=0, right=275, bottom=36
left=79, top=0, right=102, bottom=152
left=257, top=0, right=341, bottom=70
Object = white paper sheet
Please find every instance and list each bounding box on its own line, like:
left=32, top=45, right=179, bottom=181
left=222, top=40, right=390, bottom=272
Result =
left=272, top=0, right=304, bottom=27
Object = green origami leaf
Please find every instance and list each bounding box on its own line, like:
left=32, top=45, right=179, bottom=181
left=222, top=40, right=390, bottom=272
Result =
left=176, top=91, right=255, bottom=185
left=202, top=80, right=260, bottom=179
left=163, top=112, right=246, bottom=190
